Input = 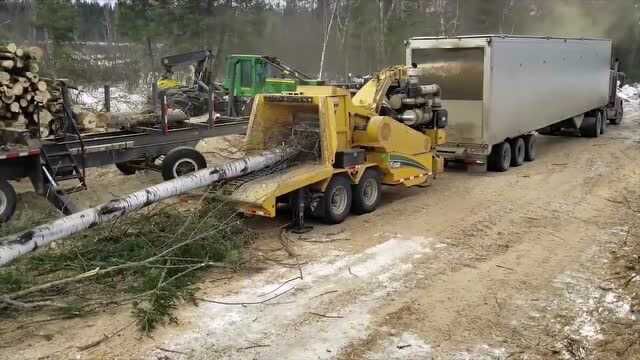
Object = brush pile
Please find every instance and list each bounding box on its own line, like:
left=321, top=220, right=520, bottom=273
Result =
left=0, top=43, right=50, bottom=130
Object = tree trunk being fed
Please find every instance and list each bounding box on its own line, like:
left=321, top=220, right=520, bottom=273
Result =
left=0, top=147, right=297, bottom=266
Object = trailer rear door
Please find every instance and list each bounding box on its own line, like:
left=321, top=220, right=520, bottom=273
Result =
left=409, top=44, right=486, bottom=146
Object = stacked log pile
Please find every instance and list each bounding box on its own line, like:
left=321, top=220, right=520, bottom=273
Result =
left=0, top=43, right=50, bottom=130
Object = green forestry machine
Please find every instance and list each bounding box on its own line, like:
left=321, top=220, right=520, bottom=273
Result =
left=158, top=50, right=322, bottom=119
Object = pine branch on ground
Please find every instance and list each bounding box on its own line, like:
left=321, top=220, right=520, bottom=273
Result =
left=0, top=197, right=252, bottom=333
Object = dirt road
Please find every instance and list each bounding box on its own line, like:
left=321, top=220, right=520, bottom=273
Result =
left=4, top=108, right=640, bottom=359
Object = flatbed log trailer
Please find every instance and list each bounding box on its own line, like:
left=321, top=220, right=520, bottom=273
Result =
left=405, top=35, right=626, bottom=171
left=0, top=82, right=247, bottom=222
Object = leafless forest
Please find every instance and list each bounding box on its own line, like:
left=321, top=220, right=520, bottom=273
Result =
left=1, top=0, right=639, bottom=87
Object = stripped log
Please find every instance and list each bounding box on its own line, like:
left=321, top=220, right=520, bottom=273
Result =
left=9, top=102, right=20, bottom=113
left=25, top=62, right=39, bottom=73
left=0, top=147, right=297, bottom=266
left=0, top=44, right=45, bottom=128
left=1, top=93, right=15, bottom=104
left=11, top=82, right=24, bottom=96
left=0, top=44, right=17, bottom=54
left=76, top=111, right=98, bottom=130
left=23, top=47, right=43, bottom=62
left=0, top=71, right=9, bottom=84
left=0, top=60, right=14, bottom=70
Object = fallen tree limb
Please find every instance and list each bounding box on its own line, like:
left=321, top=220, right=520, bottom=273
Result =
left=77, top=320, right=136, bottom=351
left=0, top=147, right=295, bottom=266
left=1, top=297, right=70, bottom=309
left=2, top=225, right=232, bottom=301
left=308, top=311, right=344, bottom=319
left=195, top=285, right=296, bottom=306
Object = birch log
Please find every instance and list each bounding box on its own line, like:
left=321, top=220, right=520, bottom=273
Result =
left=0, top=147, right=296, bottom=266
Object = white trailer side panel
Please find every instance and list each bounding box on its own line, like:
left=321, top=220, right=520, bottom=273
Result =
left=487, top=37, right=611, bottom=145
left=407, top=35, right=612, bottom=158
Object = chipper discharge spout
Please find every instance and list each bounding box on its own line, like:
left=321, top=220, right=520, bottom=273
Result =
left=0, top=147, right=297, bottom=266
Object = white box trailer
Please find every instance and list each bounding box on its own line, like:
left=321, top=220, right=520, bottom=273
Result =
left=406, top=35, right=623, bottom=171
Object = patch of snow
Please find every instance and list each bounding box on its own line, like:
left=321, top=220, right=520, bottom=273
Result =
left=608, top=226, right=630, bottom=237
left=618, top=84, right=639, bottom=102
left=554, top=268, right=636, bottom=345
left=366, top=332, right=433, bottom=360
left=554, top=272, right=604, bottom=341
left=73, top=86, right=147, bottom=113
left=150, top=236, right=436, bottom=360
left=619, top=83, right=640, bottom=113
left=604, top=291, right=636, bottom=320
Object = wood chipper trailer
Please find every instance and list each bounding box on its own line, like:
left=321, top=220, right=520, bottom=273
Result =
left=213, top=66, right=448, bottom=227
left=0, top=83, right=247, bottom=222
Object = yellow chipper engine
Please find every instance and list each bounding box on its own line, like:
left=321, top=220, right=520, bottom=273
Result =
left=214, top=65, right=448, bottom=229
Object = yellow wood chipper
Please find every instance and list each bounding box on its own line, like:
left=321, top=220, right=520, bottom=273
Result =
left=214, top=65, right=448, bottom=229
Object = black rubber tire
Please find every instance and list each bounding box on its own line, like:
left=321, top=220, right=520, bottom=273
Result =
left=510, top=137, right=526, bottom=167
left=488, top=142, right=512, bottom=172
left=161, top=148, right=207, bottom=180
left=600, top=110, right=607, bottom=135
left=322, top=175, right=353, bottom=224
left=0, top=179, right=17, bottom=222
left=115, top=162, right=137, bottom=175
left=523, top=134, right=537, bottom=162
left=352, top=169, right=382, bottom=215
left=581, top=114, right=600, bottom=138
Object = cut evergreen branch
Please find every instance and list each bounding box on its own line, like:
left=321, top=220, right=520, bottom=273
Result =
left=0, top=197, right=253, bottom=333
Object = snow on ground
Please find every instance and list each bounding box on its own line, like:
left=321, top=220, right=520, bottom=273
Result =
left=551, top=226, right=637, bottom=356
left=73, top=86, right=148, bottom=113
left=619, top=83, right=640, bottom=111
left=149, top=236, right=436, bottom=360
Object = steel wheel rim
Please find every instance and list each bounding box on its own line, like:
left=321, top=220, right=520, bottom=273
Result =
left=0, top=190, right=7, bottom=216
left=361, top=178, right=378, bottom=206
left=330, top=186, right=348, bottom=215
left=173, top=159, right=198, bottom=177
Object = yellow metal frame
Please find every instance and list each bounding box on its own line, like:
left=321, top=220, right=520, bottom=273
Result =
left=220, top=67, right=447, bottom=217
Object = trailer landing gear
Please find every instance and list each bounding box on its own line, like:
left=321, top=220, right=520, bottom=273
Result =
left=44, top=184, right=78, bottom=216
left=287, top=189, right=312, bottom=234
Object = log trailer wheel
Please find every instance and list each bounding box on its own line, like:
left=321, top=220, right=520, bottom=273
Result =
left=161, top=147, right=207, bottom=180
left=0, top=179, right=17, bottom=222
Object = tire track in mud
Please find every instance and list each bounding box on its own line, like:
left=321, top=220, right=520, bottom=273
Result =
left=338, top=112, right=640, bottom=359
